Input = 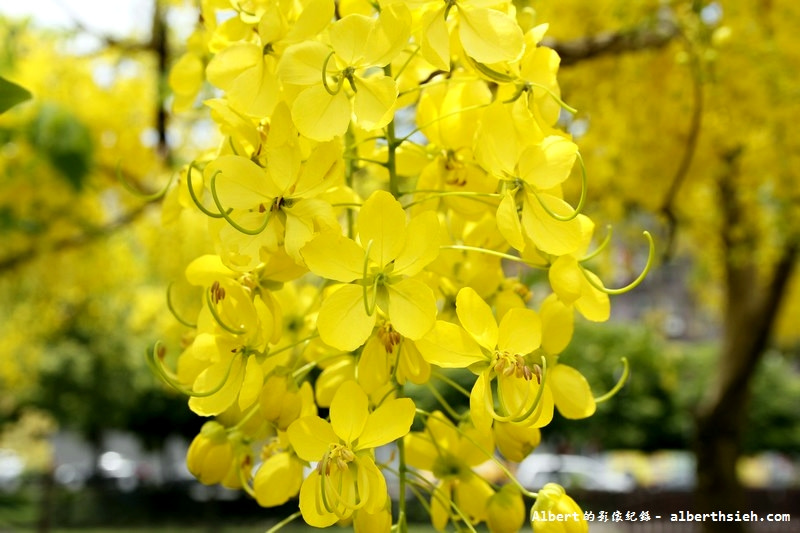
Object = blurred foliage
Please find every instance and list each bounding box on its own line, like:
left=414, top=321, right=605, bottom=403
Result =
left=0, top=12, right=210, bottom=457
left=545, top=321, right=800, bottom=454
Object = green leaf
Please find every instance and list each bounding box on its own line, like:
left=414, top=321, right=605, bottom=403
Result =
left=0, top=76, right=32, bottom=114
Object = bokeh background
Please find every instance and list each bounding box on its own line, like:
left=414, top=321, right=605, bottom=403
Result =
left=1, top=1, right=798, bottom=532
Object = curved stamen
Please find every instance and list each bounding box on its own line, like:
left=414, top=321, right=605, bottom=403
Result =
left=205, top=287, right=248, bottom=335
left=362, top=240, right=378, bottom=316
left=147, top=341, right=239, bottom=398
left=595, top=357, right=630, bottom=403
left=209, top=173, right=271, bottom=235
left=321, top=51, right=342, bottom=96
left=530, top=154, right=586, bottom=222
left=580, top=225, right=613, bottom=262
left=116, top=161, right=175, bottom=201
left=526, top=81, right=578, bottom=114
left=186, top=162, right=226, bottom=218
left=167, top=282, right=197, bottom=328
left=581, top=231, right=655, bottom=295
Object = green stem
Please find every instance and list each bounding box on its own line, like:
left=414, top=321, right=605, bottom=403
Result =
left=439, top=244, right=549, bottom=269
left=266, top=511, right=302, bottom=533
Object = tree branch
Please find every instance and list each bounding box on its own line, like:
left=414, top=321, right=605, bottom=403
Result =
left=0, top=202, right=157, bottom=274
left=543, top=15, right=680, bottom=66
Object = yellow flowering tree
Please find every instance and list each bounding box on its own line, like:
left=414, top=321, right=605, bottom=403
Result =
left=151, top=0, right=654, bottom=531
left=530, top=1, right=800, bottom=531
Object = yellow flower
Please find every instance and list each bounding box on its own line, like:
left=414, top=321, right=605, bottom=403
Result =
left=357, top=321, right=430, bottom=396
left=278, top=7, right=411, bottom=140
left=206, top=104, right=343, bottom=268
left=416, top=287, right=553, bottom=430
left=253, top=433, right=305, bottom=507
left=536, top=294, right=596, bottom=420
left=487, top=484, right=526, bottom=533
left=301, top=190, right=440, bottom=351
left=530, top=483, right=588, bottom=533
left=187, top=421, right=249, bottom=489
left=405, top=411, right=495, bottom=531
left=546, top=216, right=610, bottom=322
left=287, top=381, right=415, bottom=527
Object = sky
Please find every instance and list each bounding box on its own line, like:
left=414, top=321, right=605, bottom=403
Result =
left=2, top=0, right=154, bottom=38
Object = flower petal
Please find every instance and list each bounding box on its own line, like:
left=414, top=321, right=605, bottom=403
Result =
left=386, top=278, right=437, bottom=340
left=287, top=416, right=338, bottom=461
left=317, top=284, right=376, bottom=351
left=357, top=397, right=415, bottom=450
left=456, top=287, right=498, bottom=351
left=550, top=364, right=596, bottom=419
left=358, top=190, right=406, bottom=269
left=331, top=381, right=369, bottom=444
left=497, top=307, right=541, bottom=355
left=415, top=320, right=486, bottom=368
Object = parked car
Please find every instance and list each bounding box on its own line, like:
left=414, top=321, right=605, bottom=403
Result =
left=516, top=453, right=636, bottom=493
left=0, top=449, right=24, bottom=492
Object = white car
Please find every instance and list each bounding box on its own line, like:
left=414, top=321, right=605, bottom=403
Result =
left=0, top=449, right=24, bottom=492
left=516, top=454, right=636, bottom=493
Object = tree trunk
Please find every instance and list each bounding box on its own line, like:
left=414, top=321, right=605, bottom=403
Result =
left=693, top=159, right=798, bottom=533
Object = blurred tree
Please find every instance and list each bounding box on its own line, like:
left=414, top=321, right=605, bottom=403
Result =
left=0, top=4, right=209, bottom=463
left=531, top=1, right=800, bottom=530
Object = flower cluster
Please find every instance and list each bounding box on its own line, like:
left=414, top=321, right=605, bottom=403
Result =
left=155, top=0, right=652, bottom=531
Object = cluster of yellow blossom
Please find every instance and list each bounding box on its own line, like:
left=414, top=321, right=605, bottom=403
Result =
left=155, top=0, right=651, bottom=531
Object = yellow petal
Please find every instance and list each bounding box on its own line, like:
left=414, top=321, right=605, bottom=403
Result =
left=458, top=7, right=523, bottom=64
left=254, top=452, right=303, bottom=507
left=286, top=0, right=335, bottom=42
left=207, top=155, right=280, bottom=210
left=330, top=381, right=369, bottom=444
left=301, top=231, right=364, bottom=282
left=169, top=53, right=203, bottom=95
left=415, top=320, right=486, bottom=368
left=576, top=270, right=610, bottom=322
left=521, top=193, right=583, bottom=256
left=188, top=356, right=245, bottom=417
left=287, top=416, right=338, bottom=461
left=469, top=372, right=492, bottom=432
left=237, top=355, right=264, bottom=412
left=497, top=191, right=525, bottom=251
left=456, top=287, right=498, bottom=351
left=329, top=14, right=374, bottom=65
left=550, top=364, right=596, bottom=419
left=357, top=397, right=415, bottom=449
left=431, top=481, right=452, bottom=531
left=549, top=255, right=583, bottom=304
left=353, top=75, right=398, bottom=131
left=419, top=8, right=450, bottom=71
left=404, top=433, right=437, bottom=471
left=392, top=211, right=441, bottom=276
left=292, top=84, right=351, bottom=141
left=278, top=41, right=331, bottom=86
left=357, top=335, right=391, bottom=396
left=359, top=455, right=389, bottom=513
left=299, top=470, right=340, bottom=527
left=185, top=254, right=235, bottom=286
left=358, top=190, right=406, bottom=269
left=206, top=42, right=260, bottom=89
left=454, top=473, right=493, bottom=523
left=519, top=136, right=578, bottom=190
left=497, top=307, right=541, bottom=355
left=540, top=294, right=574, bottom=354
left=386, top=278, right=437, bottom=340
left=317, top=284, right=376, bottom=351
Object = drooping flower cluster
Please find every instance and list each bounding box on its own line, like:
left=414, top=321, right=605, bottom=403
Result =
left=156, top=0, right=652, bottom=531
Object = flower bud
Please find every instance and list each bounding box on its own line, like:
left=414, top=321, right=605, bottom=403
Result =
left=186, top=421, right=234, bottom=485
left=494, top=422, right=541, bottom=462
left=487, top=484, right=525, bottom=533
left=530, top=483, right=588, bottom=533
